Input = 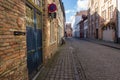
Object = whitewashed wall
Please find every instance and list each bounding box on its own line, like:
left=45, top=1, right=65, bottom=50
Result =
left=72, top=16, right=82, bottom=37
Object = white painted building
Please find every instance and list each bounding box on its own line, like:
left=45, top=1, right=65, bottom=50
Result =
left=73, top=16, right=82, bottom=37
left=72, top=11, right=87, bottom=37
left=71, top=15, right=82, bottom=37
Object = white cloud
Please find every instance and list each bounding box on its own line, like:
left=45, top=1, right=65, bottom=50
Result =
left=69, top=16, right=75, bottom=22
left=65, top=10, right=75, bottom=14
left=77, top=0, right=88, bottom=11
left=65, top=0, right=88, bottom=23
left=66, top=14, right=76, bottom=23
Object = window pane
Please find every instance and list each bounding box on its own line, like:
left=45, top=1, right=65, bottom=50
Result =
left=50, top=21, right=55, bottom=43
left=36, top=13, right=41, bottom=29
left=26, top=5, right=34, bottom=27
left=31, top=0, right=42, bottom=7
left=37, top=0, right=41, bottom=7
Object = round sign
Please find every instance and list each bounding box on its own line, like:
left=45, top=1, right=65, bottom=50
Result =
left=48, top=3, right=57, bottom=13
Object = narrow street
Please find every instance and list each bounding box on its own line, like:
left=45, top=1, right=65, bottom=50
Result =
left=1, top=1, right=120, bottom=80
left=36, top=38, right=120, bottom=80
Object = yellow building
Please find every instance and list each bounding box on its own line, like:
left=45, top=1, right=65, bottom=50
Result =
left=42, top=0, right=65, bottom=63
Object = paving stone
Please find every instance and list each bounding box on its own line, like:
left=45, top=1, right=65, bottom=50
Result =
left=36, top=38, right=86, bottom=80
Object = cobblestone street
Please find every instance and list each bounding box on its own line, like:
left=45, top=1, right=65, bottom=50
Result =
left=36, top=38, right=120, bottom=80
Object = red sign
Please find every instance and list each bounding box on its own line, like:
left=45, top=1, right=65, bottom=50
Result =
left=48, top=3, right=57, bottom=13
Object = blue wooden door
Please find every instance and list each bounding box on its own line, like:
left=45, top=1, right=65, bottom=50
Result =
left=26, top=5, right=42, bottom=77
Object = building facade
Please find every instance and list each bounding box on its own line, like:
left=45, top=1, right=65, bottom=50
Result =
left=72, top=15, right=81, bottom=37
left=56, top=0, right=65, bottom=45
left=88, top=0, right=100, bottom=39
left=79, top=15, right=88, bottom=38
left=0, top=0, right=65, bottom=80
left=0, top=0, right=28, bottom=79
left=43, top=0, right=65, bottom=63
left=88, top=0, right=117, bottom=42
left=65, top=23, right=72, bottom=37
left=72, top=11, right=87, bottom=37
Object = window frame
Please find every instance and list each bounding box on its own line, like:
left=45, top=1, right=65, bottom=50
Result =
left=108, top=5, right=113, bottom=19
left=50, top=20, right=56, bottom=44
left=104, top=0, right=107, bottom=3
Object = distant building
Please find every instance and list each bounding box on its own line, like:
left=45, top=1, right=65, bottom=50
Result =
left=88, top=0, right=117, bottom=42
left=72, top=11, right=87, bottom=37
left=66, top=23, right=72, bottom=37
left=79, top=15, right=88, bottom=38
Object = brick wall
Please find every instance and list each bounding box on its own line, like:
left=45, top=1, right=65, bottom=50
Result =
left=0, top=0, right=28, bottom=80
left=42, top=0, right=59, bottom=63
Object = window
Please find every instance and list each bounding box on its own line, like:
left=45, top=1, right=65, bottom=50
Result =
left=104, top=0, right=107, bottom=3
left=108, top=5, right=113, bottom=19
left=110, top=0, right=112, bottom=4
left=102, top=10, right=106, bottom=20
left=95, top=7, right=98, bottom=13
left=36, top=13, right=41, bottom=29
left=50, top=21, right=55, bottom=43
left=26, top=5, right=34, bottom=27
left=91, top=0, right=94, bottom=4
left=37, top=0, right=42, bottom=7
left=32, top=0, right=42, bottom=7
left=96, top=20, right=99, bottom=28
left=95, top=7, right=99, bottom=18
left=59, top=27, right=62, bottom=41
left=26, top=5, right=42, bottom=28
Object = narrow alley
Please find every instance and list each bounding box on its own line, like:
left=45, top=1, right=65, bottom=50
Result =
left=36, top=38, right=120, bottom=80
left=1, top=0, right=120, bottom=80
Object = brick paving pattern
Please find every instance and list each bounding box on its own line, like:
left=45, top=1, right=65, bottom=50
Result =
left=36, top=38, right=120, bottom=80
left=36, top=38, right=86, bottom=80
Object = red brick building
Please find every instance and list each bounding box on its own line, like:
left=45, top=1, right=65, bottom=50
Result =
left=0, top=0, right=65, bottom=80
left=0, top=0, right=28, bottom=80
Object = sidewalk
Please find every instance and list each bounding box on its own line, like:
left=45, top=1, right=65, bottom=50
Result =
left=35, top=40, right=86, bottom=80
left=84, top=38, right=120, bottom=49
left=35, top=45, right=74, bottom=80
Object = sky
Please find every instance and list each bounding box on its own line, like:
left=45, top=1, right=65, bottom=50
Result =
left=62, top=0, right=88, bottom=23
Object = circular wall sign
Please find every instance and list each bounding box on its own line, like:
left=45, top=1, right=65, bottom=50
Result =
left=48, top=3, right=57, bottom=13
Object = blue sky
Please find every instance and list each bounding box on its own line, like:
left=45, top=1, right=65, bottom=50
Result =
left=62, top=0, right=88, bottom=23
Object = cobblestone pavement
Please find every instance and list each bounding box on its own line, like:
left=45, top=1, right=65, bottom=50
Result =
left=36, top=38, right=120, bottom=80
left=84, top=38, right=120, bottom=49
left=36, top=38, right=87, bottom=80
